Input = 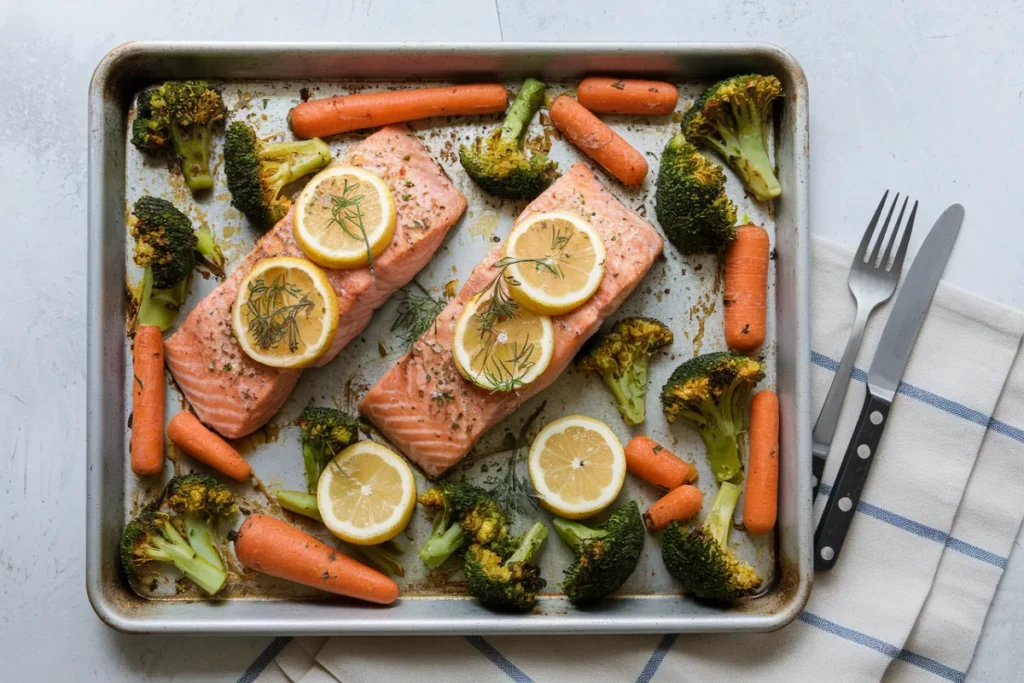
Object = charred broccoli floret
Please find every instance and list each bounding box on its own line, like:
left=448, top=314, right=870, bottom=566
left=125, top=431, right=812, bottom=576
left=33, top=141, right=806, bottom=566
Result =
left=417, top=482, right=509, bottom=569
left=661, top=352, right=764, bottom=484
left=120, top=507, right=227, bottom=596
left=459, top=78, right=558, bottom=199
left=662, top=481, right=761, bottom=602
left=224, top=121, right=333, bottom=230
left=465, top=521, right=548, bottom=611
left=130, top=196, right=222, bottom=330
left=578, top=317, right=674, bottom=425
left=163, top=474, right=238, bottom=571
left=682, top=74, right=783, bottom=201
left=553, top=502, right=644, bottom=604
left=655, top=134, right=738, bottom=254
left=131, top=81, right=226, bottom=191
left=296, top=406, right=360, bottom=492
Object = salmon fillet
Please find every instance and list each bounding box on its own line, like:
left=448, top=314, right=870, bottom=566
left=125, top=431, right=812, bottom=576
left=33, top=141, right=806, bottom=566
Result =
left=164, top=125, right=466, bottom=439
left=359, top=164, right=663, bottom=478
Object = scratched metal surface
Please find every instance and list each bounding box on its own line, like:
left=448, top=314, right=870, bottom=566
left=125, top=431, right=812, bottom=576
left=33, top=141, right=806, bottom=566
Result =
left=89, top=43, right=811, bottom=634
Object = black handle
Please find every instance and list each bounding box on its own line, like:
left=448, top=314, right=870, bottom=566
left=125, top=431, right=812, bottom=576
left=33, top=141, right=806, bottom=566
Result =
left=813, top=390, right=892, bottom=571
left=811, top=453, right=827, bottom=500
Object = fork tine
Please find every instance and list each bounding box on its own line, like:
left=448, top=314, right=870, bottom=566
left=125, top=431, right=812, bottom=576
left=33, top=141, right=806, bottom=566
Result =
left=856, top=191, right=889, bottom=262
left=890, top=200, right=918, bottom=274
left=881, top=196, right=909, bottom=268
left=869, top=193, right=899, bottom=266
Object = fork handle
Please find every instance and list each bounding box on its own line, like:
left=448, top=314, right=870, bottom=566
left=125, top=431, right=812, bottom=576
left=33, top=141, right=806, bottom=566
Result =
left=811, top=304, right=871, bottom=499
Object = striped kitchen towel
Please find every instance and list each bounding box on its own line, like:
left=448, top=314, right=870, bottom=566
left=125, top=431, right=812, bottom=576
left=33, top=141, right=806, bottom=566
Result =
left=243, top=237, right=1024, bottom=683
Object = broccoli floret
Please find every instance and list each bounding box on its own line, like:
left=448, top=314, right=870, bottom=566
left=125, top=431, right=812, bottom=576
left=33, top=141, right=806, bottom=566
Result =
left=578, top=317, right=674, bottom=425
left=131, top=81, right=226, bottom=192
left=465, top=521, right=548, bottom=611
left=662, top=481, right=761, bottom=602
left=459, top=78, right=558, bottom=199
left=224, top=121, right=333, bottom=230
left=417, top=482, right=509, bottom=569
left=162, top=474, right=238, bottom=571
left=553, top=502, right=644, bottom=604
left=296, top=406, right=360, bottom=492
left=682, top=74, right=783, bottom=202
left=120, top=507, right=228, bottom=596
left=661, top=352, right=764, bottom=484
left=131, top=196, right=225, bottom=331
left=655, top=134, right=738, bottom=255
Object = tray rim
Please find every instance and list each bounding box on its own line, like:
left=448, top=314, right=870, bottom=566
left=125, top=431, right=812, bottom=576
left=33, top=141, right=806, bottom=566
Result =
left=86, top=40, right=812, bottom=635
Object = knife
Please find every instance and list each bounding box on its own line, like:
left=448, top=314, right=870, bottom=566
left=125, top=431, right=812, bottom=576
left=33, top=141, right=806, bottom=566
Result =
left=813, top=204, right=965, bottom=571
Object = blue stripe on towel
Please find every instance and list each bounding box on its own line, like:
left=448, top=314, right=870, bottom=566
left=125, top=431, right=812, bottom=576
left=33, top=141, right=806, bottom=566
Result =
left=636, top=633, right=679, bottom=683
left=237, top=636, right=293, bottom=683
left=465, top=636, right=534, bottom=682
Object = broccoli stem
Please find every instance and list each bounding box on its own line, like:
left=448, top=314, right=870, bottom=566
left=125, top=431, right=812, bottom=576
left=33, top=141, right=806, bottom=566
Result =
left=499, top=78, right=546, bottom=146
left=137, top=267, right=189, bottom=331
left=704, top=481, right=742, bottom=549
left=699, top=422, right=743, bottom=485
left=356, top=542, right=405, bottom=577
left=302, top=441, right=329, bottom=493
left=606, top=359, right=649, bottom=425
left=419, top=522, right=465, bottom=569
left=153, top=518, right=227, bottom=595
left=277, top=490, right=323, bottom=521
left=170, top=121, right=214, bottom=191
left=181, top=511, right=223, bottom=570
left=709, top=120, right=780, bottom=202
left=508, top=522, right=548, bottom=564
left=194, top=224, right=225, bottom=275
left=262, top=139, right=333, bottom=185
left=552, top=517, right=605, bottom=551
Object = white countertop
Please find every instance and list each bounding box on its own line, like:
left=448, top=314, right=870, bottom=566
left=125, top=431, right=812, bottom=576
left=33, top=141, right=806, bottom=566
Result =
left=2, top=0, right=1022, bottom=680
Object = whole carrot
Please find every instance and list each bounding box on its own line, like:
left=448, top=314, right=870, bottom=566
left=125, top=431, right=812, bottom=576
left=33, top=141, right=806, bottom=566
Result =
left=643, top=485, right=703, bottom=531
left=167, top=412, right=252, bottom=482
left=235, top=514, right=399, bottom=604
left=289, top=84, right=509, bottom=138
left=743, top=390, right=779, bottom=534
left=131, top=325, right=165, bottom=477
left=548, top=95, right=648, bottom=186
left=577, top=77, right=679, bottom=115
left=723, top=224, right=770, bottom=352
left=624, top=436, right=697, bottom=490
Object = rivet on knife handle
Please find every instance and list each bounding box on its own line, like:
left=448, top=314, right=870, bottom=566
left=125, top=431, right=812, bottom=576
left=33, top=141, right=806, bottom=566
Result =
left=813, top=390, right=892, bottom=571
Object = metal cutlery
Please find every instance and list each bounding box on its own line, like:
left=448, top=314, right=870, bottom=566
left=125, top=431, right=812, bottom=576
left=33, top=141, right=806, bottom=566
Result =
left=811, top=192, right=917, bottom=499
left=814, top=204, right=965, bottom=571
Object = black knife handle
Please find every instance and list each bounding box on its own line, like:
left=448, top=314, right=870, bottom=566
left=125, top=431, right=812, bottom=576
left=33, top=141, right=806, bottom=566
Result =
left=813, top=390, right=892, bottom=571
left=811, top=453, right=827, bottom=500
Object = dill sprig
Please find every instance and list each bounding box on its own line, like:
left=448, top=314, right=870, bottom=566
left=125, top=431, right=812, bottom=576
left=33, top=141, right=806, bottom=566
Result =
left=244, top=274, right=315, bottom=352
left=391, top=280, right=449, bottom=349
left=326, top=178, right=375, bottom=273
left=475, top=335, right=537, bottom=393
left=489, top=401, right=546, bottom=516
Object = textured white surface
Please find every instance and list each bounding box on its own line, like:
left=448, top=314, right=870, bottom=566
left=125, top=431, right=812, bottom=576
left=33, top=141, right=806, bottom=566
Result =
left=1, top=0, right=1022, bottom=680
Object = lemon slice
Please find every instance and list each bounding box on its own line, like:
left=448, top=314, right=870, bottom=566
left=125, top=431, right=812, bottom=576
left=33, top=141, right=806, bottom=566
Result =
left=293, top=166, right=396, bottom=269
left=528, top=415, right=626, bottom=519
left=452, top=289, right=554, bottom=392
left=316, top=442, right=417, bottom=545
left=504, top=211, right=606, bottom=315
left=231, top=256, right=338, bottom=368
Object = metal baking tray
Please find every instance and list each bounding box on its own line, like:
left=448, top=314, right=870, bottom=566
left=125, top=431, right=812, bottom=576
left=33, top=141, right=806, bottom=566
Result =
left=87, top=42, right=811, bottom=634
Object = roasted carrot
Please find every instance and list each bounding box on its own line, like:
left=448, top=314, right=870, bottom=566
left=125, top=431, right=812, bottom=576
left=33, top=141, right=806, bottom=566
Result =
left=743, top=390, right=779, bottom=534
left=235, top=514, right=400, bottom=604
left=131, top=325, right=166, bottom=477
left=625, top=436, right=698, bottom=490
left=577, top=77, right=678, bottom=115
left=643, top=485, right=703, bottom=531
left=723, top=224, right=770, bottom=352
left=289, top=84, right=509, bottom=138
left=167, top=412, right=252, bottom=482
left=548, top=95, right=648, bottom=186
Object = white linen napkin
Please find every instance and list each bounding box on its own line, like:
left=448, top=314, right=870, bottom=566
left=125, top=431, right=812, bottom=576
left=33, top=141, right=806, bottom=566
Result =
left=244, top=237, right=1024, bottom=683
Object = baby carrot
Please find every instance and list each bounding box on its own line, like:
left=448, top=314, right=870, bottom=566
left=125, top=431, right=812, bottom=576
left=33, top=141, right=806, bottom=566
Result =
left=625, top=436, right=698, bottom=490
left=577, top=77, right=679, bottom=115
left=131, top=325, right=165, bottom=477
left=723, top=224, right=770, bottom=352
left=289, top=84, right=509, bottom=138
left=167, top=412, right=252, bottom=482
left=548, top=95, right=648, bottom=186
left=235, top=514, right=399, bottom=604
left=743, top=390, right=779, bottom=534
left=644, top=485, right=703, bottom=531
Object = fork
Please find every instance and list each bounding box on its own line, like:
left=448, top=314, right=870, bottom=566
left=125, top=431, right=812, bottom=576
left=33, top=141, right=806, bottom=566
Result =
left=811, top=191, right=917, bottom=499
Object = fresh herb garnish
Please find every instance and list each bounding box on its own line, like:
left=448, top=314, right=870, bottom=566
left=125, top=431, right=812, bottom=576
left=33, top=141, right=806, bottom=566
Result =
left=410, top=218, right=431, bottom=231
left=326, top=178, right=375, bottom=273
left=489, top=401, right=546, bottom=515
left=244, top=273, right=315, bottom=352
left=391, top=279, right=449, bottom=348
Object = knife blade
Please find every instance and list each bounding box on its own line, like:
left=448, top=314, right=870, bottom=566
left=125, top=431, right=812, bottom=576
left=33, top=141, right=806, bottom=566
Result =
left=814, top=204, right=965, bottom=571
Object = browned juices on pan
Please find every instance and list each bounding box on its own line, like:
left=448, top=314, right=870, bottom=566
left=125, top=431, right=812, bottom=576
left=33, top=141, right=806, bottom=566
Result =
left=723, top=224, right=770, bottom=352
left=577, top=77, right=679, bottom=115
left=549, top=95, right=648, bottom=186
left=289, top=84, right=508, bottom=138
left=235, top=514, right=400, bottom=604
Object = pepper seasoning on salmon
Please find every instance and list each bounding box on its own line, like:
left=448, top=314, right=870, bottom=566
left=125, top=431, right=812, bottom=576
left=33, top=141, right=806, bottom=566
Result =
left=164, top=125, right=467, bottom=439
left=359, top=164, right=664, bottom=478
